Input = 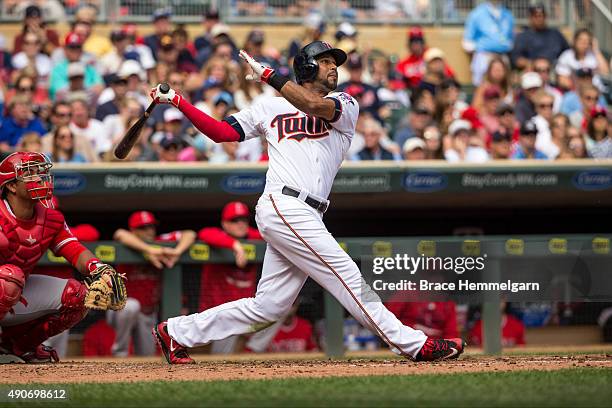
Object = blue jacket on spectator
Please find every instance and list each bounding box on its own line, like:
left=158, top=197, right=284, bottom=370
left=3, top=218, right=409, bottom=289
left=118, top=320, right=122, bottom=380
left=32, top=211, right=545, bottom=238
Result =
left=394, top=128, right=417, bottom=153
left=511, top=26, right=569, bottom=67
left=0, top=116, right=46, bottom=147
left=560, top=91, right=607, bottom=116
left=353, top=145, right=398, bottom=161
left=463, top=2, right=514, bottom=53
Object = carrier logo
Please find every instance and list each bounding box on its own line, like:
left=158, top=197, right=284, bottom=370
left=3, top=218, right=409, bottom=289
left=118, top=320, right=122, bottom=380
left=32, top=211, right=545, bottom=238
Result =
left=271, top=111, right=332, bottom=142
left=222, top=174, right=266, bottom=194
left=52, top=172, right=87, bottom=195
left=572, top=170, right=611, bottom=191
left=403, top=171, right=448, bottom=192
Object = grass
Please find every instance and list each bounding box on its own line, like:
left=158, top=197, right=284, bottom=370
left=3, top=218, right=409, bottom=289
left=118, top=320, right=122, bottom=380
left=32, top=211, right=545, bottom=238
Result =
left=2, top=368, right=611, bottom=407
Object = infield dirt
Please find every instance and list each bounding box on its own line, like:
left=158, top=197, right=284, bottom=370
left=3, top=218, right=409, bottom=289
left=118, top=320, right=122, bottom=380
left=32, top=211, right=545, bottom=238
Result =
left=1, top=351, right=611, bottom=384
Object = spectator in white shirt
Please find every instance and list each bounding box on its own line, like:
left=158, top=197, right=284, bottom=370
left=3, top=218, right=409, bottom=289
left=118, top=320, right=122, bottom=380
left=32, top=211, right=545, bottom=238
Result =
left=531, top=91, right=557, bottom=158
left=69, top=98, right=109, bottom=158
left=99, top=30, right=130, bottom=77
left=12, top=32, right=52, bottom=85
left=556, top=29, right=609, bottom=92
left=444, top=119, right=489, bottom=163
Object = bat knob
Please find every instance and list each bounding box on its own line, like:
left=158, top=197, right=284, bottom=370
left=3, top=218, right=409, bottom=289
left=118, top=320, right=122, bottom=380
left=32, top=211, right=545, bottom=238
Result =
left=159, top=83, right=170, bottom=94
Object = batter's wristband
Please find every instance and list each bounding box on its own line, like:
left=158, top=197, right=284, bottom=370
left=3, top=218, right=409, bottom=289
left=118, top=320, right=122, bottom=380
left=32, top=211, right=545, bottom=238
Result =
left=268, top=73, right=290, bottom=92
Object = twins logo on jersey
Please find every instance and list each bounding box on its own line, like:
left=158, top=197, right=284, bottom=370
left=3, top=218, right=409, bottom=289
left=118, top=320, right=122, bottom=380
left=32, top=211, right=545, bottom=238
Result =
left=271, top=112, right=332, bottom=142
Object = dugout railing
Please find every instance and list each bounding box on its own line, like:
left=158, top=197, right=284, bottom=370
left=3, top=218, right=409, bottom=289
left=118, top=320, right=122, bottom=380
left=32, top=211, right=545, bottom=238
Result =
left=37, top=234, right=612, bottom=356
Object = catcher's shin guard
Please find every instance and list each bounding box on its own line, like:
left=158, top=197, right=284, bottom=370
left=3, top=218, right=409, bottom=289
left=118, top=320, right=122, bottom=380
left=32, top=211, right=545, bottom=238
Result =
left=1, top=279, right=87, bottom=355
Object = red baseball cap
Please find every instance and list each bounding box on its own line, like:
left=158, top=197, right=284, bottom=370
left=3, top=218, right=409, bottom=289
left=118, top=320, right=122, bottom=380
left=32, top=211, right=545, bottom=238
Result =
left=591, top=106, right=608, bottom=118
left=128, top=211, right=159, bottom=229
left=64, top=32, right=84, bottom=47
left=460, top=106, right=483, bottom=130
left=408, top=27, right=424, bottom=41
left=222, top=202, right=250, bottom=221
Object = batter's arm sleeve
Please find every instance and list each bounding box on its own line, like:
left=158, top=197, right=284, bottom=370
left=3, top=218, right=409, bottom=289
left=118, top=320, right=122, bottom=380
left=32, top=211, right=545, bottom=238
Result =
left=198, top=227, right=237, bottom=249
left=177, top=98, right=242, bottom=143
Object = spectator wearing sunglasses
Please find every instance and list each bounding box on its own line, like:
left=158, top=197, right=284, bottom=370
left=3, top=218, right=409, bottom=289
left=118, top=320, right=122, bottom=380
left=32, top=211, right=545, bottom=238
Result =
left=531, top=91, right=558, bottom=158
left=12, top=32, right=52, bottom=85
left=560, top=68, right=607, bottom=118
left=48, top=125, right=87, bottom=163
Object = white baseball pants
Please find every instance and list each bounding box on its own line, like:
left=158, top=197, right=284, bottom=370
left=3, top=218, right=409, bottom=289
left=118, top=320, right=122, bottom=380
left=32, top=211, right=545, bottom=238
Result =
left=168, top=193, right=427, bottom=358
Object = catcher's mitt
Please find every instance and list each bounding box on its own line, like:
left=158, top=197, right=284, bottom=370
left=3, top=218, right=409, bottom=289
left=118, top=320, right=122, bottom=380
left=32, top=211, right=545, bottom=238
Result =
left=84, top=264, right=127, bottom=311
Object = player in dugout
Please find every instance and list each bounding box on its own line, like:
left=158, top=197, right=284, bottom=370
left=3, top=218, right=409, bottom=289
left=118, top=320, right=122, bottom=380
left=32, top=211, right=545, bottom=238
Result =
left=198, top=201, right=263, bottom=353
left=0, top=152, right=126, bottom=363
left=110, top=211, right=195, bottom=356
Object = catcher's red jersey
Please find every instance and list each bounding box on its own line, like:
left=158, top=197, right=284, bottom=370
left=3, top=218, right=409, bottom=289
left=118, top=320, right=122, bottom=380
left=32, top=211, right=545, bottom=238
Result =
left=0, top=199, right=77, bottom=277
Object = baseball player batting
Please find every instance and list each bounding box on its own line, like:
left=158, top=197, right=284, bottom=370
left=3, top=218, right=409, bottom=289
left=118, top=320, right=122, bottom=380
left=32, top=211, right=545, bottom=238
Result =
left=151, top=41, right=466, bottom=364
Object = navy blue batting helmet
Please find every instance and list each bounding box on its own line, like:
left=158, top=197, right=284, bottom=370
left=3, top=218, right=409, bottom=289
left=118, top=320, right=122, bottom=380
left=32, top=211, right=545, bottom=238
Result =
left=293, top=41, right=347, bottom=84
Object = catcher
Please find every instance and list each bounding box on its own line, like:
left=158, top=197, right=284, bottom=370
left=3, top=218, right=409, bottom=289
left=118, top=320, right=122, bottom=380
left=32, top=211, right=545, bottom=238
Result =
left=0, top=152, right=126, bottom=363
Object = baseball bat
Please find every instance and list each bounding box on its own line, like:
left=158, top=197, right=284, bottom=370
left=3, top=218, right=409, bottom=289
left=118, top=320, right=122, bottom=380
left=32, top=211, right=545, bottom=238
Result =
left=113, top=83, right=170, bottom=160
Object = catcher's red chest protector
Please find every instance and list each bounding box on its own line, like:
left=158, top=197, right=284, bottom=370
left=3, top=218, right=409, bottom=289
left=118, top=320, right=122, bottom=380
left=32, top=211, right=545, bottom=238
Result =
left=0, top=200, right=66, bottom=277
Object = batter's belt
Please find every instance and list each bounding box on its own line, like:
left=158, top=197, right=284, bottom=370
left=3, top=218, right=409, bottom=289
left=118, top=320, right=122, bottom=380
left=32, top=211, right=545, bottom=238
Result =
left=281, top=186, right=329, bottom=213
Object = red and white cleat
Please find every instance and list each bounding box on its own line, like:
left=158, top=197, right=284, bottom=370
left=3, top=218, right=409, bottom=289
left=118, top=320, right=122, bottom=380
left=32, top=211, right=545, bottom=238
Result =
left=415, top=338, right=466, bottom=362
left=152, top=322, right=195, bottom=365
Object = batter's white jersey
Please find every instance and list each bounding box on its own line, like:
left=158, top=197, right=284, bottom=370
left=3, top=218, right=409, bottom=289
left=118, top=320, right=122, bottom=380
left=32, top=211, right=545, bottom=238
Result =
left=226, top=92, right=359, bottom=199
left=168, top=89, right=428, bottom=360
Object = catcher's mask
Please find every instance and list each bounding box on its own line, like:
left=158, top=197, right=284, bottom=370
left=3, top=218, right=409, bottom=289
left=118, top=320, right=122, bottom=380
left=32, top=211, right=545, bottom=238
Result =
left=0, top=152, right=54, bottom=204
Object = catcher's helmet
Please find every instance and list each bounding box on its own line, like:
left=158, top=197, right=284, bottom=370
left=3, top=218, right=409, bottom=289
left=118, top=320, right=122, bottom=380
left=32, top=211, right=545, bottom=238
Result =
left=293, top=41, right=347, bottom=84
left=0, top=152, right=54, bottom=201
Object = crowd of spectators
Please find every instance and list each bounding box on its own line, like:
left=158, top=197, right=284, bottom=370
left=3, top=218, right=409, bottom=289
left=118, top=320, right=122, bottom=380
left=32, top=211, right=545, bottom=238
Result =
left=0, top=2, right=610, bottom=164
